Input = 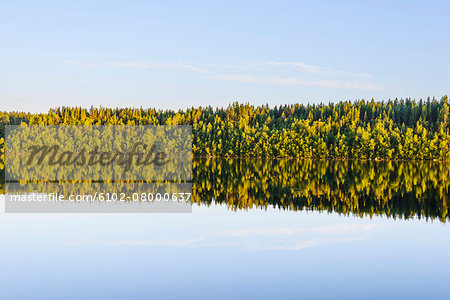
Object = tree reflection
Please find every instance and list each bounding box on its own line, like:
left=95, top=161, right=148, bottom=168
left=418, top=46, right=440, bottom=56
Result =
left=0, top=158, right=448, bottom=222
left=193, top=159, right=449, bottom=222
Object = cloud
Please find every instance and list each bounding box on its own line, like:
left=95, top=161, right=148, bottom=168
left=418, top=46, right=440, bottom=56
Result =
left=219, top=224, right=379, bottom=238
left=259, top=61, right=371, bottom=78
left=265, top=237, right=368, bottom=251
left=65, top=60, right=208, bottom=73
left=60, top=224, right=379, bottom=251
left=64, top=59, right=377, bottom=90
left=219, top=227, right=298, bottom=237
left=208, top=74, right=300, bottom=85
left=105, top=62, right=208, bottom=73
left=266, top=240, right=319, bottom=250
left=60, top=235, right=368, bottom=251
left=209, top=74, right=378, bottom=90
left=61, top=237, right=207, bottom=247
left=313, top=224, right=377, bottom=234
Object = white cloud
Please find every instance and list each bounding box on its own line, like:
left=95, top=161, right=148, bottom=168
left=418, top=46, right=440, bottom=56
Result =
left=219, top=224, right=379, bottom=238
left=313, top=224, right=377, bottom=234
left=64, top=59, right=377, bottom=90
left=266, top=240, right=320, bottom=250
left=65, top=60, right=208, bottom=73
left=60, top=224, right=378, bottom=251
left=105, top=62, right=208, bottom=73
left=61, top=237, right=207, bottom=247
left=266, top=237, right=368, bottom=251
left=259, top=61, right=371, bottom=78
left=209, top=74, right=378, bottom=90
left=219, top=227, right=298, bottom=237
left=208, top=74, right=300, bottom=85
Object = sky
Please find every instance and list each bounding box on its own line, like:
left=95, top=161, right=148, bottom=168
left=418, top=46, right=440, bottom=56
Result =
left=1, top=0, right=449, bottom=113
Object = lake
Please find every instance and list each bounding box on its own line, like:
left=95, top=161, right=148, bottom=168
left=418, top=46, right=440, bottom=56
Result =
left=0, top=159, right=449, bottom=299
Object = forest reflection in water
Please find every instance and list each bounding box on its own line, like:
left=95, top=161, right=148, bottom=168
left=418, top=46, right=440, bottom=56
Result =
left=192, top=158, right=450, bottom=222
left=1, top=159, right=449, bottom=222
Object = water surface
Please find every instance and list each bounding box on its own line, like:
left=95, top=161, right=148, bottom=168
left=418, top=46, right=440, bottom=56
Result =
left=0, top=159, right=449, bottom=299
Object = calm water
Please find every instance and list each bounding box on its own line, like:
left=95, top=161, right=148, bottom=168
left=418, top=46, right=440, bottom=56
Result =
left=0, top=159, right=449, bottom=299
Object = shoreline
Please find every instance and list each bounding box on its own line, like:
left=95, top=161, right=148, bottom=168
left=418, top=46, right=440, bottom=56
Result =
left=193, top=156, right=448, bottom=162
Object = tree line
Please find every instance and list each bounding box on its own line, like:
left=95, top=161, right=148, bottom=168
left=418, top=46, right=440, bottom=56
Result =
left=1, top=95, right=450, bottom=159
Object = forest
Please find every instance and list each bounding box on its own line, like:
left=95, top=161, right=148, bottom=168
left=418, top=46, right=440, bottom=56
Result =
left=1, top=97, right=449, bottom=220
left=1, top=95, right=450, bottom=159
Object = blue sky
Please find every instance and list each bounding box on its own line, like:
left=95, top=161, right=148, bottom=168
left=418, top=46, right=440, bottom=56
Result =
left=1, top=0, right=449, bottom=112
